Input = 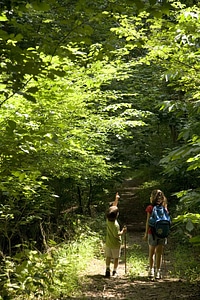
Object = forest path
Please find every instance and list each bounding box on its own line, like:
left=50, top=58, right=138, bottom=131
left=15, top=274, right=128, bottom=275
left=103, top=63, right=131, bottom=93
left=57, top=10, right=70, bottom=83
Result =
left=67, top=180, right=200, bottom=299
left=72, top=231, right=200, bottom=300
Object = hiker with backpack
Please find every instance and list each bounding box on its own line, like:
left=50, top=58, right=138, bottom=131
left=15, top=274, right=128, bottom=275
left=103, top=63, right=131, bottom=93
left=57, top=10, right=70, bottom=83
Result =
left=143, top=189, right=171, bottom=279
left=104, top=192, right=127, bottom=278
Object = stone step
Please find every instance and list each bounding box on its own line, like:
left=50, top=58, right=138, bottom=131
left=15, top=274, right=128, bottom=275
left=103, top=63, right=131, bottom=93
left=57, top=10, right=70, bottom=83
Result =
left=117, top=182, right=146, bottom=232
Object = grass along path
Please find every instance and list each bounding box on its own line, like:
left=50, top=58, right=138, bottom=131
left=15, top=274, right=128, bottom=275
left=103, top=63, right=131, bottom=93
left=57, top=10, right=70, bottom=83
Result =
left=67, top=231, right=200, bottom=300
left=64, top=180, right=200, bottom=299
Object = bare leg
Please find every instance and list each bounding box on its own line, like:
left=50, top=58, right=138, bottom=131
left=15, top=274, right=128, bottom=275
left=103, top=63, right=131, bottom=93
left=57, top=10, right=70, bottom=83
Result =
left=155, top=245, right=163, bottom=270
left=113, top=258, right=119, bottom=270
left=106, top=257, right=111, bottom=269
left=149, top=245, right=156, bottom=269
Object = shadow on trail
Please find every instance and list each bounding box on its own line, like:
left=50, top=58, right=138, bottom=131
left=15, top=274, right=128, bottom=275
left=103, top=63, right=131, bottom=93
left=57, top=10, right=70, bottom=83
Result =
left=65, top=181, right=200, bottom=299
left=65, top=272, right=200, bottom=299
left=65, top=232, right=200, bottom=299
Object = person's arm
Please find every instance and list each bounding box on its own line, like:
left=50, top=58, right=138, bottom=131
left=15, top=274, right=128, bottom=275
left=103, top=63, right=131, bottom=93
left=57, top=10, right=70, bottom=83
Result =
left=118, top=225, right=127, bottom=236
left=112, top=192, right=120, bottom=207
left=143, top=212, right=150, bottom=240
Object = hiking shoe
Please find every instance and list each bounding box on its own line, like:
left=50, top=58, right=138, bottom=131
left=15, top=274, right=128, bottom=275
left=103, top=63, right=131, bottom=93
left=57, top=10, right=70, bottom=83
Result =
left=148, top=268, right=154, bottom=278
left=155, top=269, right=161, bottom=279
left=112, top=270, right=118, bottom=277
left=105, top=269, right=110, bottom=278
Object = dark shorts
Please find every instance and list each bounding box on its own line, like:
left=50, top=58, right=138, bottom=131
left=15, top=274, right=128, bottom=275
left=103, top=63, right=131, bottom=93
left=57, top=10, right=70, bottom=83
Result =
left=148, top=234, right=167, bottom=246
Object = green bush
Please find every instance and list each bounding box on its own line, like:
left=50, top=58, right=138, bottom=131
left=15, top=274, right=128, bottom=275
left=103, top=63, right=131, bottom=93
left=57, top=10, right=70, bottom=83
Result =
left=171, top=243, right=200, bottom=282
left=0, top=229, right=102, bottom=299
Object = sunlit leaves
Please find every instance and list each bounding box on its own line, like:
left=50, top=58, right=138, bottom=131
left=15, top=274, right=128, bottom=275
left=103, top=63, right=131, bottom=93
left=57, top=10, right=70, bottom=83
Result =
left=1, top=0, right=200, bottom=261
left=189, top=235, right=200, bottom=246
left=0, top=13, right=8, bottom=21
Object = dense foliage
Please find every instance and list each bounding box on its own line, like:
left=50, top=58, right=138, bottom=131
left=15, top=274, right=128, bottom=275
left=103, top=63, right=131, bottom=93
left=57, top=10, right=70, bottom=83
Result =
left=1, top=0, right=200, bottom=298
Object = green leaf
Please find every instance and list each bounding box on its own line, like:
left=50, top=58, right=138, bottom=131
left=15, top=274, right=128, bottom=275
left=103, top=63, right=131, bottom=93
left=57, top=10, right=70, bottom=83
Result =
left=189, top=235, right=200, bottom=246
left=26, top=87, right=39, bottom=94
left=0, top=14, right=8, bottom=21
left=149, top=0, right=157, bottom=5
left=15, top=33, right=23, bottom=42
left=8, top=120, right=17, bottom=130
left=134, top=0, right=145, bottom=9
left=23, top=93, right=37, bottom=103
left=32, top=2, right=50, bottom=11
left=186, top=219, right=194, bottom=232
left=19, top=173, right=26, bottom=181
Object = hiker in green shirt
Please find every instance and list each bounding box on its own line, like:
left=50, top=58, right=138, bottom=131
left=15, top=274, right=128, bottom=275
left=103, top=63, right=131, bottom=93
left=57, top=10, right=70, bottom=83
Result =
left=105, top=192, right=127, bottom=278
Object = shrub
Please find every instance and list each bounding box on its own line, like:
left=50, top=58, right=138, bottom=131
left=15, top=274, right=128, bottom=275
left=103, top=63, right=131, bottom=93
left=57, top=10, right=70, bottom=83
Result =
left=0, top=229, right=102, bottom=299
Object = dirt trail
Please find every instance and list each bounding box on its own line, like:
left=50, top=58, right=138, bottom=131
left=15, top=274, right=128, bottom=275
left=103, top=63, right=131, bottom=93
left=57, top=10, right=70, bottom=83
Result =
left=73, top=231, right=199, bottom=300
left=67, top=180, right=200, bottom=299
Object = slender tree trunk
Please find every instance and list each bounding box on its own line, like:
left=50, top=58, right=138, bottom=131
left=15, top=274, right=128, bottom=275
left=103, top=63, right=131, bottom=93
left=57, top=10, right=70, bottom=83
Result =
left=77, top=186, right=83, bottom=213
left=87, top=180, right=93, bottom=216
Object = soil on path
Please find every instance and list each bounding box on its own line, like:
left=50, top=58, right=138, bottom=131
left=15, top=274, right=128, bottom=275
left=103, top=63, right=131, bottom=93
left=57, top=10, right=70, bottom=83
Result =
left=68, top=180, right=200, bottom=299
left=74, top=231, right=200, bottom=300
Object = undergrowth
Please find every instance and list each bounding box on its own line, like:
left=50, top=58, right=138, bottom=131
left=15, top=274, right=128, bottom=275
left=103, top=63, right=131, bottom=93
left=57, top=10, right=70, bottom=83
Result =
left=0, top=219, right=103, bottom=300
left=127, top=242, right=148, bottom=280
left=171, top=242, right=200, bottom=282
left=1, top=214, right=200, bottom=299
left=127, top=234, right=200, bottom=283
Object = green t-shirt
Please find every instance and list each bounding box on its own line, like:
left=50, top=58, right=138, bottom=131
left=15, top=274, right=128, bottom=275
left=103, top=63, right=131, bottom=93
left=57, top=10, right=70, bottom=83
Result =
left=106, top=219, right=122, bottom=249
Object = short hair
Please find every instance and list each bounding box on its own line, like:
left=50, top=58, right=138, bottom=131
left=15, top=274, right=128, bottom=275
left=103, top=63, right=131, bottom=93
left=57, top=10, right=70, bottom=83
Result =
left=106, top=206, right=119, bottom=221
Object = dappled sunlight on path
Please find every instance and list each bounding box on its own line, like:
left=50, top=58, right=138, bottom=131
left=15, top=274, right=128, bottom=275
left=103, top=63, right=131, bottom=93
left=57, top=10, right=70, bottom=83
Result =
left=65, top=232, right=200, bottom=299
left=65, top=180, right=200, bottom=299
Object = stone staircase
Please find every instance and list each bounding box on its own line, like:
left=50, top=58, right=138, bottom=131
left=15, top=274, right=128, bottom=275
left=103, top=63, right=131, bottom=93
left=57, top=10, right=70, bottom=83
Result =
left=117, top=179, right=146, bottom=232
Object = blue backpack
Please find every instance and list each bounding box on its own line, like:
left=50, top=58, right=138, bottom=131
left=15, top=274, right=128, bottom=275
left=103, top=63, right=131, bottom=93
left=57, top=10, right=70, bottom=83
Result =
left=148, top=205, right=171, bottom=238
